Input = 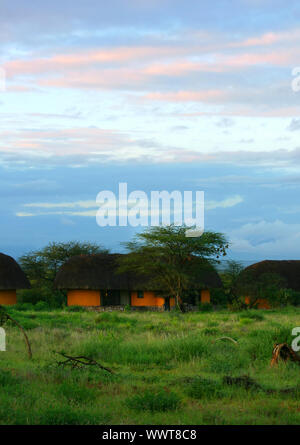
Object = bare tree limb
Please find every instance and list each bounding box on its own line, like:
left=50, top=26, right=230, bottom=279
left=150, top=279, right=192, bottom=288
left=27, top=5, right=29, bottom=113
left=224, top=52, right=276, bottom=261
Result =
left=0, top=306, right=32, bottom=359
left=55, top=351, right=114, bottom=374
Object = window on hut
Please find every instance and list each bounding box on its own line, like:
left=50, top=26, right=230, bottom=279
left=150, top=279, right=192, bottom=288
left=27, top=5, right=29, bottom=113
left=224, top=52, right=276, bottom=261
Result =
left=137, top=290, right=144, bottom=299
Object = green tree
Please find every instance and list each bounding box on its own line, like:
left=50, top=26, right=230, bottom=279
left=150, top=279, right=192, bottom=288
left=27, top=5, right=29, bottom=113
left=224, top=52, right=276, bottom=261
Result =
left=221, top=260, right=244, bottom=305
left=237, top=271, right=287, bottom=308
left=19, top=241, right=108, bottom=306
left=118, top=225, right=228, bottom=310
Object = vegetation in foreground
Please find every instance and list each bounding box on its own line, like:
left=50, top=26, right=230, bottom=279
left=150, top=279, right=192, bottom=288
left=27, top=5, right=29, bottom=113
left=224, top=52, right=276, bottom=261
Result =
left=1, top=307, right=300, bottom=425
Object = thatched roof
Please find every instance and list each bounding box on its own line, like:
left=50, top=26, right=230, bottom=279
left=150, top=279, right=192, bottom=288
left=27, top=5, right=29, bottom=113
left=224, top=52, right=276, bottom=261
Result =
left=54, top=253, right=222, bottom=291
left=237, top=260, right=300, bottom=291
left=0, top=253, right=31, bottom=290
left=54, top=254, right=130, bottom=290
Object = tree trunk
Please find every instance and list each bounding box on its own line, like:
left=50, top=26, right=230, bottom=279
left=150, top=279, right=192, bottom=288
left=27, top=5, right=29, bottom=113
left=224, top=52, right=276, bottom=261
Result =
left=175, top=295, right=183, bottom=312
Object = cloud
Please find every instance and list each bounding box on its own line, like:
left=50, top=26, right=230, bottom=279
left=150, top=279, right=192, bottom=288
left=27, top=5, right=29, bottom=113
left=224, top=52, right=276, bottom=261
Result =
left=230, top=219, right=300, bottom=258
left=206, top=195, right=243, bottom=210
left=2, top=137, right=300, bottom=168
left=287, top=118, right=300, bottom=131
left=24, top=200, right=98, bottom=209
left=215, top=118, right=235, bottom=128
left=239, top=138, right=254, bottom=144
left=144, top=90, right=226, bottom=102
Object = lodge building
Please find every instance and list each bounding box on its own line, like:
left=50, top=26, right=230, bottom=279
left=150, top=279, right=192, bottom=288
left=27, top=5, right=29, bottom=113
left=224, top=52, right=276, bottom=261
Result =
left=54, top=253, right=222, bottom=310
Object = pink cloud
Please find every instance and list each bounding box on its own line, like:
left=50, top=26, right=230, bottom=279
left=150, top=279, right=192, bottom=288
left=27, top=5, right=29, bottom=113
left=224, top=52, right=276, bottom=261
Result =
left=236, top=29, right=300, bottom=48
left=0, top=127, right=133, bottom=156
left=144, top=90, right=226, bottom=102
left=4, top=46, right=190, bottom=78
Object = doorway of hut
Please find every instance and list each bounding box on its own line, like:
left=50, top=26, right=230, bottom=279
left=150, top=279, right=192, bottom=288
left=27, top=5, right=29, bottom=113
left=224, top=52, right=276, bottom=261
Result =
left=101, top=290, right=131, bottom=306
left=101, top=290, right=120, bottom=306
left=164, top=297, right=170, bottom=311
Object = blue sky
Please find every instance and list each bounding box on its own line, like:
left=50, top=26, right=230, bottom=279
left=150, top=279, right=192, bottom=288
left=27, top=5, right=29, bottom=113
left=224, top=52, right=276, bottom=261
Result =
left=1, top=0, right=300, bottom=261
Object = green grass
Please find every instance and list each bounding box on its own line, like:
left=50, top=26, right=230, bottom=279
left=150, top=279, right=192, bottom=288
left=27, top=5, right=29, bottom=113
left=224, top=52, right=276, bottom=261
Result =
left=1, top=306, right=300, bottom=424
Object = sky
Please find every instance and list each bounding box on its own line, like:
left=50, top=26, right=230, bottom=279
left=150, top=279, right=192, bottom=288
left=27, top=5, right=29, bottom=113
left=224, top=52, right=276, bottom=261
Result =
left=1, top=0, right=300, bottom=262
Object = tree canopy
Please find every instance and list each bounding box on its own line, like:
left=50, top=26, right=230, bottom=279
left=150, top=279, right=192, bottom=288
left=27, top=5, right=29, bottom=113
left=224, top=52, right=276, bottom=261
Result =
left=19, top=241, right=108, bottom=306
left=118, top=225, right=228, bottom=309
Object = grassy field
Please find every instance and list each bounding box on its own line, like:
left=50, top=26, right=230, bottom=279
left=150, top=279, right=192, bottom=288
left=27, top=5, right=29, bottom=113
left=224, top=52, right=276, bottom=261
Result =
left=1, top=306, right=300, bottom=425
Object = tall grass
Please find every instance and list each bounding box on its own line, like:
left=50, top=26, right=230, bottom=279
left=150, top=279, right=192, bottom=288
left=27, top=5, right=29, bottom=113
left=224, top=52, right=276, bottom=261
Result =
left=0, top=306, right=300, bottom=424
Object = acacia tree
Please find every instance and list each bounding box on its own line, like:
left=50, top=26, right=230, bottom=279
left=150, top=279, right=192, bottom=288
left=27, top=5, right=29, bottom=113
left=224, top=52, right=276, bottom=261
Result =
left=118, top=225, right=229, bottom=310
left=19, top=241, right=108, bottom=305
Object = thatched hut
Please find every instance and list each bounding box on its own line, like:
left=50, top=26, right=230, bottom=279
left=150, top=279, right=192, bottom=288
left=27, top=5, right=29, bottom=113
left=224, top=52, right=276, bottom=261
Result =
left=0, top=253, right=30, bottom=305
left=237, top=260, right=300, bottom=308
left=54, top=253, right=222, bottom=309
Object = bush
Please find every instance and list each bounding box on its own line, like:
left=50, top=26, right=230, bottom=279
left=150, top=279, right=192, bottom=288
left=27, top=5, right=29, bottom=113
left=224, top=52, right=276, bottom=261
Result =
left=198, top=302, right=213, bottom=312
left=13, top=302, right=34, bottom=311
left=126, top=389, right=181, bottom=412
left=239, top=311, right=264, bottom=321
left=34, top=301, right=50, bottom=311
left=18, top=288, right=65, bottom=308
left=228, top=298, right=248, bottom=311
left=280, top=289, right=300, bottom=306
left=211, top=288, right=228, bottom=307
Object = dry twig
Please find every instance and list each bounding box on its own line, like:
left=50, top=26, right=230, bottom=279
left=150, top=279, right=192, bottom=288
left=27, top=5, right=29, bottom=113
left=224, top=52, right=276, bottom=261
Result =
left=0, top=306, right=32, bottom=359
left=55, top=351, right=114, bottom=374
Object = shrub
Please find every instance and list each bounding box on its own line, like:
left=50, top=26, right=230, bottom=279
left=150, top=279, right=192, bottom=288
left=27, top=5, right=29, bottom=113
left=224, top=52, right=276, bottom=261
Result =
left=198, top=302, right=213, bottom=312
left=126, top=389, right=181, bottom=412
left=228, top=298, right=248, bottom=311
left=18, top=288, right=65, bottom=308
left=239, top=311, right=264, bottom=321
left=211, top=288, right=228, bottom=307
left=203, top=327, right=219, bottom=335
left=34, top=301, right=50, bottom=311
left=13, top=302, right=34, bottom=311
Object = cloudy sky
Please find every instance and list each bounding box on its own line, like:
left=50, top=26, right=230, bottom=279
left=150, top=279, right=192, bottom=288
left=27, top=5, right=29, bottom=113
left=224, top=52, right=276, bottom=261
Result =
left=1, top=0, right=300, bottom=262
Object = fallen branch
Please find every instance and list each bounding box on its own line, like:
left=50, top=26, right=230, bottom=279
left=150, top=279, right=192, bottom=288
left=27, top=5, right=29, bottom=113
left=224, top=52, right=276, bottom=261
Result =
left=223, top=374, right=300, bottom=395
left=0, top=305, right=32, bottom=359
left=55, top=351, right=114, bottom=374
left=270, top=343, right=300, bottom=367
left=215, top=336, right=238, bottom=345
left=223, top=375, right=264, bottom=391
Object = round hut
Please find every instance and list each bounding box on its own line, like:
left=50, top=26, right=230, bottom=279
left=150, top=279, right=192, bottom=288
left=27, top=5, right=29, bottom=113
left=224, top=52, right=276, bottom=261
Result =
left=236, top=260, right=300, bottom=308
left=55, top=253, right=222, bottom=309
left=185, top=259, right=223, bottom=306
left=0, top=253, right=31, bottom=305
left=54, top=253, right=131, bottom=307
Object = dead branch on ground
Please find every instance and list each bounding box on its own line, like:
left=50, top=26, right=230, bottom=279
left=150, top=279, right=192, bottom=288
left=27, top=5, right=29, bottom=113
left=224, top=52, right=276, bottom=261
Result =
left=0, top=305, right=32, bottom=359
left=55, top=351, right=114, bottom=374
left=223, top=374, right=300, bottom=395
